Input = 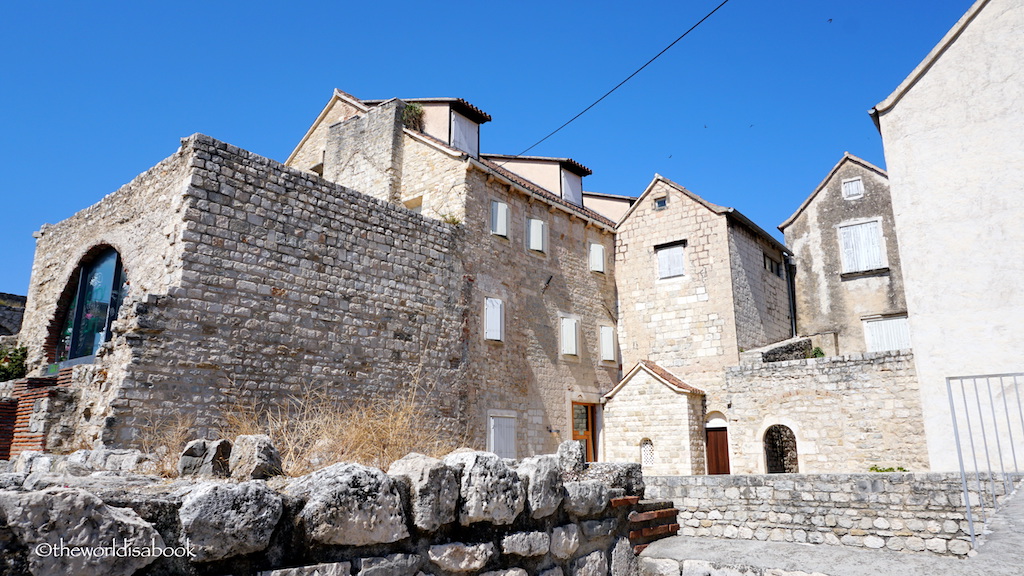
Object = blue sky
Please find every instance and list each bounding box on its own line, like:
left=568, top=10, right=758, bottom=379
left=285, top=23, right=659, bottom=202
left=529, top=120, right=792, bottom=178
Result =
left=0, top=1, right=975, bottom=295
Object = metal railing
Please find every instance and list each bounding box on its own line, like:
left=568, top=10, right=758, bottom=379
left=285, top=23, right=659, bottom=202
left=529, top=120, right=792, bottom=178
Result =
left=947, top=372, right=1024, bottom=547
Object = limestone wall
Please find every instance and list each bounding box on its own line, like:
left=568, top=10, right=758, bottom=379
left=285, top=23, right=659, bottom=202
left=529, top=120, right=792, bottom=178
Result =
left=645, top=472, right=1020, bottom=557
left=615, top=180, right=737, bottom=396
left=726, top=221, right=791, bottom=353
left=721, top=350, right=929, bottom=474
left=0, top=294, right=27, bottom=337
left=602, top=369, right=705, bottom=475
left=0, top=446, right=646, bottom=576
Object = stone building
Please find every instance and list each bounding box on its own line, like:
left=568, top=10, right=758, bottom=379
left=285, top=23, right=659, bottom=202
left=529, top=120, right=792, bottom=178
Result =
left=0, top=293, right=26, bottom=338
left=10, top=90, right=619, bottom=460
left=602, top=175, right=793, bottom=475
left=780, top=153, right=909, bottom=356
left=870, top=0, right=1024, bottom=471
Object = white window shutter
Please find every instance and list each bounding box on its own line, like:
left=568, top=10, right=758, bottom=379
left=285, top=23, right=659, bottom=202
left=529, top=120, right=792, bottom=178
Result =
left=451, top=111, right=479, bottom=157
left=488, top=415, right=516, bottom=458
left=485, top=298, right=504, bottom=341
left=589, top=243, right=605, bottom=272
left=863, top=221, right=883, bottom=269
left=658, top=245, right=685, bottom=278
left=528, top=219, right=546, bottom=252
left=840, top=221, right=883, bottom=272
left=491, top=202, right=509, bottom=237
left=561, top=170, right=583, bottom=206
left=561, top=318, right=578, bottom=355
left=842, top=178, right=864, bottom=199
left=865, top=317, right=911, bottom=352
left=600, top=325, right=615, bottom=361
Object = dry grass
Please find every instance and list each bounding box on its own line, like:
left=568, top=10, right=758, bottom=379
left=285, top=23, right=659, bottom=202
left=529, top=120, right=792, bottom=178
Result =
left=136, top=410, right=198, bottom=477
left=221, top=386, right=463, bottom=476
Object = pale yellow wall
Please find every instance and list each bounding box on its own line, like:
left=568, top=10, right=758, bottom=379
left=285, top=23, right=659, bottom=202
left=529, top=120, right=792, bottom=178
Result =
left=582, top=195, right=633, bottom=223
left=491, top=158, right=562, bottom=195
left=419, top=103, right=452, bottom=146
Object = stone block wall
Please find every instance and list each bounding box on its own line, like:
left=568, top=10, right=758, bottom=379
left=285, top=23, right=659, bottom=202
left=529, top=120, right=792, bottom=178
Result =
left=615, top=180, right=737, bottom=396
left=727, top=222, right=791, bottom=354
left=0, top=447, right=649, bottom=576
left=644, top=472, right=1020, bottom=556
left=602, top=369, right=705, bottom=476
left=722, top=350, right=929, bottom=474
left=0, top=293, right=27, bottom=337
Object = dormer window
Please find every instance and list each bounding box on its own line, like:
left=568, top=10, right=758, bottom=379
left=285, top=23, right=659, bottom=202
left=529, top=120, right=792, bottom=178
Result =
left=383, top=99, right=491, bottom=158
left=842, top=177, right=864, bottom=200
left=450, top=111, right=479, bottom=157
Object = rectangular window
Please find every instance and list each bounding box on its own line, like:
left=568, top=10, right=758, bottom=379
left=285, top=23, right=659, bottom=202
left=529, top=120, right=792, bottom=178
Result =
left=488, top=413, right=516, bottom=459
left=589, top=243, right=605, bottom=273
left=561, top=169, right=583, bottom=206
left=527, top=218, right=547, bottom=253
left=490, top=201, right=509, bottom=237
left=763, top=253, right=783, bottom=277
left=484, top=297, right=504, bottom=341
left=656, top=242, right=686, bottom=279
left=839, top=221, right=884, bottom=273
left=450, top=110, right=479, bottom=157
left=560, top=317, right=579, bottom=356
left=653, top=196, right=668, bottom=210
left=864, top=316, right=911, bottom=352
left=842, top=177, right=864, bottom=200
left=599, top=325, right=616, bottom=362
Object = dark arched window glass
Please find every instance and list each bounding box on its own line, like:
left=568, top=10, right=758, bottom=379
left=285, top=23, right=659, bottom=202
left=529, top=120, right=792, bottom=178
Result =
left=57, top=248, right=126, bottom=362
left=764, top=424, right=799, bottom=474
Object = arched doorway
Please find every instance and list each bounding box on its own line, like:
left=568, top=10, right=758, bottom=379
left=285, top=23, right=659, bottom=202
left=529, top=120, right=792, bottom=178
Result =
left=705, top=412, right=730, bottom=475
left=52, top=247, right=127, bottom=363
left=764, top=424, right=798, bottom=473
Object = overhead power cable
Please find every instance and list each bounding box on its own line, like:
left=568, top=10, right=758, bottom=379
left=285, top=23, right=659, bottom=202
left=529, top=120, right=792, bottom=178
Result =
left=514, top=0, right=732, bottom=157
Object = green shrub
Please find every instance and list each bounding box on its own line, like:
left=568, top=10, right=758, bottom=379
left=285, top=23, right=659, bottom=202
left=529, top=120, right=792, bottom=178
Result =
left=0, top=344, right=28, bottom=381
left=869, top=465, right=908, bottom=472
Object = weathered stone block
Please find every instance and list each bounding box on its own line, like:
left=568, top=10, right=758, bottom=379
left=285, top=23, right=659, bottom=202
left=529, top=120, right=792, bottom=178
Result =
left=427, top=542, right=494, bottom=573
left=444, top=451, right=524, bottom=525
left=287, top=462, right=409, bottom=546
left=572, top=550, right=608, bottom=576
left=360, top=553, right=422, bottom=576
left=516, top=454, right=563, bottom=518
left=564, top=481, right=609, bottom=517
left=387, top=452, right=458, bottom=531
left=230, top=434, right=283, bottom=480
left=501, top=531, right=549, bottom=556
left=179, top=480, right=283, bottom=562
left=178, top=439, right=231, bottom=477
left=551, top=524, right=580, bottom=560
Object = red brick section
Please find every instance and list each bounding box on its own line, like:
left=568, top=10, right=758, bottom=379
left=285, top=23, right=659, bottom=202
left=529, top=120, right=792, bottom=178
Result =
left=1, top=368, right=73, bottom=459
left=626, top=499, right=679, bottom=554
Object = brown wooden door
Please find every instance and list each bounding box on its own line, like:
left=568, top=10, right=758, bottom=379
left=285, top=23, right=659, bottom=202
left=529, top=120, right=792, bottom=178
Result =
left=572, top=402, right=596, bottom=462
left=706, top=427, right=730, bottom=475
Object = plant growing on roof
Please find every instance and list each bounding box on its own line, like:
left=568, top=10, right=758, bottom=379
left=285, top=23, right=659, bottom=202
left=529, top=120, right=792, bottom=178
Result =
left=402, top=102, right=424, bottom=131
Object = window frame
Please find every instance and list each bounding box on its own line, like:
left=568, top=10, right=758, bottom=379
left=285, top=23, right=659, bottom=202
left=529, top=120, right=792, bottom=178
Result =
left=526, top=217, right=547, bottom=253
left=838, top=218, right=886, bottom=274
left=486, top=409, right=517, bottom=459
left=560, top=316, right=580, bottom=356
left=863, top=315, right=912, bottom=353
left=841, top=177, right=865, bottom=200
left=655, top=240, right=687, bottom=280
left=490, top=200, right=510, bottom=238
left=589, top=242, right=606, bottom=273
left=599, top=324, right=616, bottom=363
left=484, top=297, right=505, bottom=342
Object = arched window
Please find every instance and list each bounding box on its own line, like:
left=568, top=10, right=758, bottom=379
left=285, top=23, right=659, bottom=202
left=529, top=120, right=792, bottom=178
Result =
left=640, top=438, right=654, bottom=466
left=55, top=247, right=126, bottom=363
left=764, top=424, right=799, bottom=474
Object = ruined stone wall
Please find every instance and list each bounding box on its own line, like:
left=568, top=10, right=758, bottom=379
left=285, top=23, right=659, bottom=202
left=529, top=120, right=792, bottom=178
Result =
left=459, top=168, right=619, bottom=457
left=0, top=294, right=27, bottom=337
left=103, top=134, right=469, bottom=446
left=645, top=472, right=1021, bottom=557
left=727, top=222, right=791, bottom=353
left=615, top=182, right=737, bottom=396
left=287, top=94, right=364, bottom=174
left=722, top=350, right=928, bottom=474
left=602, top=370, right=705, bottom=475
left=323, top=100, right=406, bottom=203
left=399, top=132, right=471, bottom=224
left=18, top=144, right=195, bottom=371
left=0, top=447, right=647, bottom=576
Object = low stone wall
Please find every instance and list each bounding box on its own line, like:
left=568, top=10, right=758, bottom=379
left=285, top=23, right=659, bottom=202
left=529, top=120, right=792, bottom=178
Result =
left=723, top=350, right=930, bottom=473
left=0, top=444, right=646, bottom=576
left=645, top=473, right=1021, bottom=557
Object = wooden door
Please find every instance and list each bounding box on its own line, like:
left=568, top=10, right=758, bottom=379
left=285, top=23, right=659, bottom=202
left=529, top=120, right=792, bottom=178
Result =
left=572, top=402, right=596, bottom=462
left=706, top=427, right=730, bottom=475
